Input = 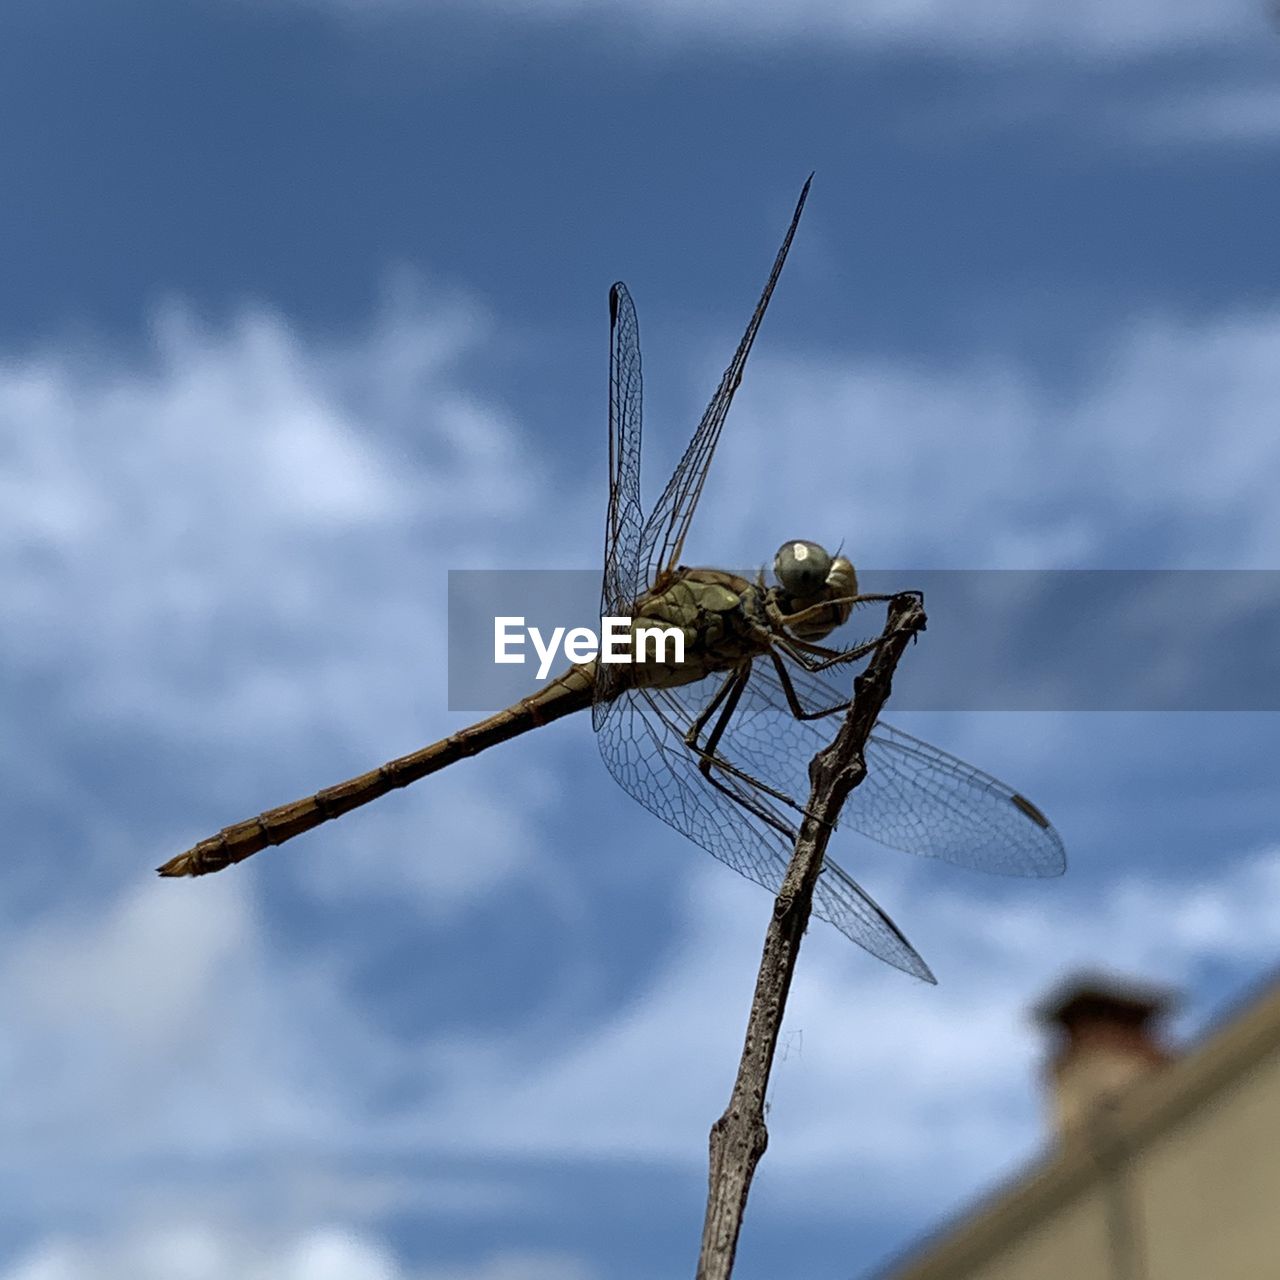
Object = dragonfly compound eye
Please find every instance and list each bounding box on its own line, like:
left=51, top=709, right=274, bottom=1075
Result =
left=774, top=540, right=833, bottom=597
left=826, top=555, right=858, bottom=599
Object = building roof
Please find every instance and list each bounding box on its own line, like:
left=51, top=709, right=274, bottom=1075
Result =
left=865, top=967, right=1280, bottom=1280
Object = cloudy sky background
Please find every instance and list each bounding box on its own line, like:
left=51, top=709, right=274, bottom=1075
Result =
left=4, top=1, right=1280, bottom=1277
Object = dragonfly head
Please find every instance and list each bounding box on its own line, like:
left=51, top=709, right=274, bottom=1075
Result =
left=773, top=540, right=857, bottom=602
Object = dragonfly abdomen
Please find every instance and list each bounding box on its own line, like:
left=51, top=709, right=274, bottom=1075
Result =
left=157, top=664, right=596, bottom=877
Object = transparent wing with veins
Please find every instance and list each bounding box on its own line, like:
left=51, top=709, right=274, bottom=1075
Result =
left=595, top=282, right=646, bottom=727
left=638, top=174, right=812, bottom=591
left=676, top=657, right=1067, bottom=879
left=589, top=178, right=1062, bottom=978
left=596, top=177, right=810, bottom=726
left=598, top=654, right=1065, bottom=977
left=597, top=670, right=936, bottom=981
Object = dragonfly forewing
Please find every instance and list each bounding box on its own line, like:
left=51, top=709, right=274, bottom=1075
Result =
left=598, top=284, right=647, bottom=716
left=638, top=176, right=812, bottom=592
left=678, top=655, right=1065, bottom=878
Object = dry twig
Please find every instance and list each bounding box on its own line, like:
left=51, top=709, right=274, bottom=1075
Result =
left=696, top=591, right=928, bottom=1280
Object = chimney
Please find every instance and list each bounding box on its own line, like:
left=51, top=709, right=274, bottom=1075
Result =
left=1033, top=973, right=1178, bottom=1138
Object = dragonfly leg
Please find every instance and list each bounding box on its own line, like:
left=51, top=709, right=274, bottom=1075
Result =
left=684, top=667, right=743, bottom=745
left=739, top=598, right=876, bottom=673
left=678, top=670, right=811, bottom=832
left=768, top=590, right=921, bottom=635
left=692, top=665, right=748, bottom=760
left=775, top=633, right=882, bottom=673
left=769, top=651, right=851, bottom=721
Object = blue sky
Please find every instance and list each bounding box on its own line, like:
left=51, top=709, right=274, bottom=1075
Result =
left=3, top=1, right=1280, bottom=1277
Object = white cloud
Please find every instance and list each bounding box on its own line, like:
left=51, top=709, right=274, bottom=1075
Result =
left=2, top=1226, right=397, bottom=1280
left=0, top=284, right=565, bottom=897
left=0, top=1226, right=593, bottom=1280
left=0, top=286, right=576, bottom=1183
left=0, top=876, right=378, bottom=1164
left=702, top=307, right=1280, bottom=570
left=5, top=796, right=1273, bottom=1227
left=423, top=1251, right=596, bottom=1280
left=1117, top=84, right=1280, bottom=145
left=363, top=842, right=1280, bottom=1203
left=303, top=0, right=1268, bottom=57
left=5, top=284, right=1280, bottom=1265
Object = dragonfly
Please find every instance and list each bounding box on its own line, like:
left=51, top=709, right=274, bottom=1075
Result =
left=159, top=176, right=1065, bottom=981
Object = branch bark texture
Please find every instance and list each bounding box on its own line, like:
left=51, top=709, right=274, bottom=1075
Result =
left=696, top=591, right=928, bottom=1280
